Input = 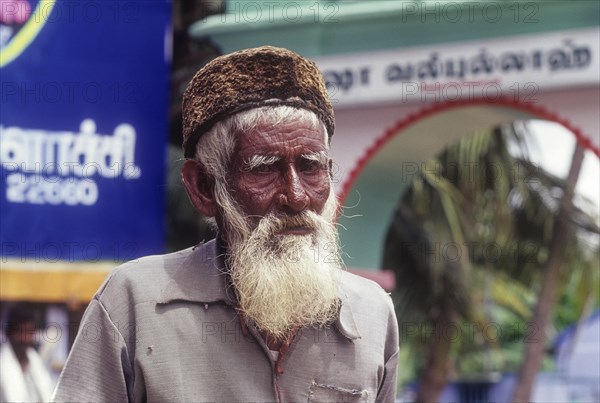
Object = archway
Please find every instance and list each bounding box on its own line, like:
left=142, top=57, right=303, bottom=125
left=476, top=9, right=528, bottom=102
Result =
left=337, top=99, right=599, bottom=272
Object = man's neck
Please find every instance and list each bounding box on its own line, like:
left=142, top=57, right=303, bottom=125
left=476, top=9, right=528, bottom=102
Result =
left=260, top=327, right=300, bottom=353
left=261, top=331, right=283, bottom=351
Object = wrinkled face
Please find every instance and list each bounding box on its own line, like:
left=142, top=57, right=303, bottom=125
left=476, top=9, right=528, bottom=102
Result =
left=226, top=118, right=331, bottom=229
left=211, top=116, right=341, bottom=340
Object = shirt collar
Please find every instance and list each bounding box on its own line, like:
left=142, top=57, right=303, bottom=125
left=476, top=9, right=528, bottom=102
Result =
left=336, top=289, right=361, bottom=340
left=156, top=238, right=360, bottom=340
left=157, top=239, right=236, bottom=305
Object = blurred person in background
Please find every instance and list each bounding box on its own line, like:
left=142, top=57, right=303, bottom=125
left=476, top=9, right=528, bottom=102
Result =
left=0, top=305, right=54, bottom=403
left=53, top=46, right=399, bottom=402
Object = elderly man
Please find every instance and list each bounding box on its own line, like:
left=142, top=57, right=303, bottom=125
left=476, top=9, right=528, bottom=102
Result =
left=53, top=46, right=399, bottom=402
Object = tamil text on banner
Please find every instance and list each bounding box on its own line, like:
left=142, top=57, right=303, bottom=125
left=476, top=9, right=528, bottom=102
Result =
left=0, top=0, right=171, bottom=268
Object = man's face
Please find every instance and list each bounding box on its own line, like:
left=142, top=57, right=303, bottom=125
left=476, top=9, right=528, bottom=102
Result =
left=209, top=113, right=341, bottom=341
left=226, top=118, right=331, bottom=229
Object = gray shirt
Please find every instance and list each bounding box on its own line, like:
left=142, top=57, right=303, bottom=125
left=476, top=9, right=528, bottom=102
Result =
left=53, top=239, right=399, bottom=402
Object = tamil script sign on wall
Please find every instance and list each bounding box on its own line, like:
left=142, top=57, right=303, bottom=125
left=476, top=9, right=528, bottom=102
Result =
left=317, top=27, right=599, bottom=106
left=0, top=0, right=171, bottom=262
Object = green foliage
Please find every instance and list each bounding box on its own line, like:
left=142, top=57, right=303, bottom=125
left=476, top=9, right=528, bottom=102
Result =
left=387, top=122, right=599, bottom=388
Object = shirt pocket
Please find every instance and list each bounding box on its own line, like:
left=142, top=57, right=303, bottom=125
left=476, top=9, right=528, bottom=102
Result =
left=308, top=381, right=370, bottom=403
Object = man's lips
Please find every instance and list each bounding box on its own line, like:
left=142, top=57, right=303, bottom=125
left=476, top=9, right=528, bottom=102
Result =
left=277, top=226, right=313, bottom=236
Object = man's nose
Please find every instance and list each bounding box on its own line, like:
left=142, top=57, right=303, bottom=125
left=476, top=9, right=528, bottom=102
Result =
left=277, top=165, right=309, bottom=213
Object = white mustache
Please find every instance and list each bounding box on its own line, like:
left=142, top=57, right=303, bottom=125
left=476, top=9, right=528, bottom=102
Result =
left=261, top=212, right=319, bottom=235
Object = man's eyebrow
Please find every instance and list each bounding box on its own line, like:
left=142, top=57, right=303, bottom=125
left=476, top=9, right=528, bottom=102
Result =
left=301, top=151, right=328, bottom=165
left=242, top=154, right=281, bottom=170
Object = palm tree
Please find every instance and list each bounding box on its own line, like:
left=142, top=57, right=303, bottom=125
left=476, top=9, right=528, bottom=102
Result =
left=511, top=143, right=586, bottom=401
left=384, top=123, right=599, bottom=400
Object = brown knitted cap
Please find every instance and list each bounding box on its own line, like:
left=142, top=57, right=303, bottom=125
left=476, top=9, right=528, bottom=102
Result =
left=182, top=46, right=334, bottom=158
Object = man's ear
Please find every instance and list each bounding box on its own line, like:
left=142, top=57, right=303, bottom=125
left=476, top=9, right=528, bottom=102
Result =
left=181, top=160, right=218, bottom=217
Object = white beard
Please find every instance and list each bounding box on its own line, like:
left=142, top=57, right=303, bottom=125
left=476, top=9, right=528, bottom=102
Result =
left=219, top=189, right=342, bottom=341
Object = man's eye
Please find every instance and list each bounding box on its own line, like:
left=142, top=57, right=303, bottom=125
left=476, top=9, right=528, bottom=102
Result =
left=252, top=163, right=275, bottom=174
left=301, top=160, right=322, bottom=174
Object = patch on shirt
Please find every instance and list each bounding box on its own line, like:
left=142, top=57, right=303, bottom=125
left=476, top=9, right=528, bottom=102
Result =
left=308, top=381, right=369, bottom=402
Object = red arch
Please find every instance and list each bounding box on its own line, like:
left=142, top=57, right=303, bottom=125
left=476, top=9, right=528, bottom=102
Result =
left=340, top=97, right=600, bottom=204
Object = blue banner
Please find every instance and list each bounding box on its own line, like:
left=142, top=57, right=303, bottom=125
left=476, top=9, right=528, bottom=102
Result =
left=0, top=0, right=171, bottom=262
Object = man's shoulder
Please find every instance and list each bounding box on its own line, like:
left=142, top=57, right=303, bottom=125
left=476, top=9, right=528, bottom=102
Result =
left=95, top=240, right=215, bottom=306
left=337, top=270, right=398, bottom=343
left=339, top=270, right=393, bottom=309
left=100, top=247, right=191, bottom=289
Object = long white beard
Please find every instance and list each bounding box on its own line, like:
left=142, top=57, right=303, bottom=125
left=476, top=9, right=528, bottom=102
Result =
left=219, top=189, right=342, bottom=341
